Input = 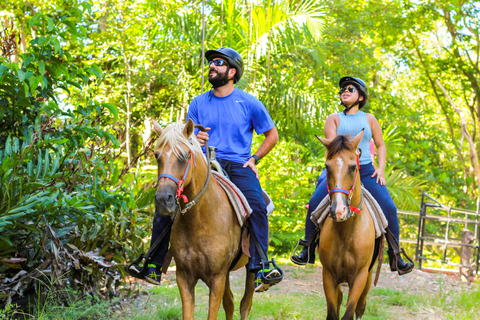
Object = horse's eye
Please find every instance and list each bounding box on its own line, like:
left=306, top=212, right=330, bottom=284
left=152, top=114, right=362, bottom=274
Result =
left=179, top=152, right=190, bottom=163
left=349, top=164, right=357, bottom=172
left=325, top=164, right=331, bottom=172
left=154, top=151, right=160, bottom=160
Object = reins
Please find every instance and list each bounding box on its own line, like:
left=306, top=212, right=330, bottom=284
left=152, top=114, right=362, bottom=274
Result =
left=327, top=153, right=362, bottom=215
left=156, top=124, right=211, bottom=214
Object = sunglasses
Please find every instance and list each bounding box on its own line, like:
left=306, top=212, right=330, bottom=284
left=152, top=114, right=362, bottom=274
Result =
left=209, top=59, right=228, bottom=67
left=339, top=86, right=357, bottom=94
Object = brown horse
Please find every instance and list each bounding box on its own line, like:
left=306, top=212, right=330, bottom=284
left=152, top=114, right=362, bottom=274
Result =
left=317, top=130, right=376, bottom=320
left=152, top=119, right=255, bottom=320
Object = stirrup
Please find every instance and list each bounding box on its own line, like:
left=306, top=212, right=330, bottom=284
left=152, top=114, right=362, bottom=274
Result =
left=290, top=239, right=311, bottom=266
left=259, top=259, right=284, bottom=285
left=126, top=253, right=147, bottom=279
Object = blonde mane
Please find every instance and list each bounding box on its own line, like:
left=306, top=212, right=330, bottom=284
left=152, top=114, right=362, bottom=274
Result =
left=154, top=123, right=206, bottom=164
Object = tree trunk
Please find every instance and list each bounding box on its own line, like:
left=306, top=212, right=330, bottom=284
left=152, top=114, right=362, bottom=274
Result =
left=437, top=80, right=480, bottom=194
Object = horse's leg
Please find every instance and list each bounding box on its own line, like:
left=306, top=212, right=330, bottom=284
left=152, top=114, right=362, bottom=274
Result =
left=176, top=271, right=198, bottom=320
left=240, top=271, right=255, bottom=320
left=222, top=273, right=235, bottom=320
left=323, top=269, right=340, bottom=320
left=341, top=267, right=370, bottom=320
left=355, top=270, right=373, bottom=320
left=207, top=274, right=228, bottom=320
left=337, top=284, right=343, bottom=319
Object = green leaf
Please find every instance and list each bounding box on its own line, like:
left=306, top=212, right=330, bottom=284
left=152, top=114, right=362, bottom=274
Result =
left=50, top=138, right=69, bottom=145
left=0, top=236, right=13, bottom=246
left=35, top=149, right=43, bottom=180
left=91, top=64, right=103, bottom=78
left=66, top=80, right=82, bottom=90
left=103, top=103, right=118, bottom=121
left=18, top=69, right=25, bottom=82
left=0, top=65, right=8, bottom=82
left=23, top=82, right=29, bottom=97
left=38, top=61, right=45, bottom=76
left=53, top=38, right=61, bottom=54
left=42, top=150, right=50, bottom=179
left=46, top=17, right=54, bottom=32
left=29, top=13, right=43, bottom=28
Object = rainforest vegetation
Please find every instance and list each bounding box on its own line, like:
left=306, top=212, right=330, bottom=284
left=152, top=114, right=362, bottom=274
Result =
left=0, top=0, right=479, bottom=312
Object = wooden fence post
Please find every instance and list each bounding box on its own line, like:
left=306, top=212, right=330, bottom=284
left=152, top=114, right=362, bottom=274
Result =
left=460, top=229, right=475, bottom=283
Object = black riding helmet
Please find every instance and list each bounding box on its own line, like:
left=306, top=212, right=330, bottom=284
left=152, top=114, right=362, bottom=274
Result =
left=205, top=47, right=244, bottom=83
left=338, top=76, right=368, bottom=113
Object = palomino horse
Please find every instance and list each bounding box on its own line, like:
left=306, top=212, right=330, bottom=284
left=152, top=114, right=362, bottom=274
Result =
left=317, top=130, right=376, bottom=320
left=152, top=119, right=255, bottom=320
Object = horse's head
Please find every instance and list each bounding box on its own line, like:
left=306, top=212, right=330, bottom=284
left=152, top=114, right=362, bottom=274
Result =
left=317, top=130, right=363, bottom=222
left=152, top=119, right=205, bottom=216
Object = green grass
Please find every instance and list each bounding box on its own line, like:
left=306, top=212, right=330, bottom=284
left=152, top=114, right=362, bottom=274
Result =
left=3, top=265, right=480, bottom=320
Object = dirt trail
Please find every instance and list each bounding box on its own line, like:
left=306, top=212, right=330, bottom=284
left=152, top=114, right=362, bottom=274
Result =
left=122, top=263, right=475, bottom=320
left=159, top=263, right=469, bottom=296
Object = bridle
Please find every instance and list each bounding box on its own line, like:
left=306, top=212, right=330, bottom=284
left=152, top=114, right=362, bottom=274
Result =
left=326, top=153, right=362, bottom=216
left=156, top=150, right=196, bottom=205
left=155, top=125, right=211, bottom=214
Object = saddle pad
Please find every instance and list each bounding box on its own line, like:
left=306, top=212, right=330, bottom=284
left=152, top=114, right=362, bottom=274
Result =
left=310, top=186, right=388, bottom=238
left=212, top=171, right=252, bottom=226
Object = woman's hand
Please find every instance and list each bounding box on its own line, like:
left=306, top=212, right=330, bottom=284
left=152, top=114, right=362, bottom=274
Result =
left=371, top=168, right=386, bottom=186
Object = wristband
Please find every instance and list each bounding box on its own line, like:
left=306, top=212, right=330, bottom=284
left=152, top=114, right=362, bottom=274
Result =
left=251, top=155, right=260, bottom=164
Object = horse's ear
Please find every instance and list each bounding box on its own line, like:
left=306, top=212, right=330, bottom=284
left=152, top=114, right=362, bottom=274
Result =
left=316, top=134, right=331, bottom=147
left=351, top=129, right=364, bottom=150
left=153, top=120, right=163, bottom=136
left=183, top=119, right=194, bottom=138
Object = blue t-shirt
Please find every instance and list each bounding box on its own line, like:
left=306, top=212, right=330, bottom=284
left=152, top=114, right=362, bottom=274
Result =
left=187, top=88, right=275, bottom=164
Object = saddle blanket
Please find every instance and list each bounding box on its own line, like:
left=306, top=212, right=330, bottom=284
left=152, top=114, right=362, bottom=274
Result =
left=310, top=186, right=388, bottom=238
left=211, top=171, right=275, bottom=227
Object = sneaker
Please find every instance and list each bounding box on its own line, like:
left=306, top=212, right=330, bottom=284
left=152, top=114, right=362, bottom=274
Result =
left=144, top=264, right=162, bottom=285
left=254, top=268, right=282, bottom=293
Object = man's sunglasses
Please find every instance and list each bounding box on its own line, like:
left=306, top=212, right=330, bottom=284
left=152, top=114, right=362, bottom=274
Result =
left=339, top=86, right=357, bottom=94
left=209, top=60, right=228, bottom=67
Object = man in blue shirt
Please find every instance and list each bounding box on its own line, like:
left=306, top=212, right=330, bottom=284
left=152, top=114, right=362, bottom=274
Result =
left=146, top=47, right=282, bottom=292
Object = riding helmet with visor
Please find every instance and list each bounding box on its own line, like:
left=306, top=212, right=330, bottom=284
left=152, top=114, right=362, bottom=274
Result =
left=205, top=47, right=244, bottom=83
left=339, top=76, right=368, bottom=114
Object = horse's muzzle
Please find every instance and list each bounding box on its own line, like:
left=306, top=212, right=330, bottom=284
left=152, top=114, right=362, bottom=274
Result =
left=329, top=195, right=349, bottom=222
left=155, top=189, right=178, bottom=215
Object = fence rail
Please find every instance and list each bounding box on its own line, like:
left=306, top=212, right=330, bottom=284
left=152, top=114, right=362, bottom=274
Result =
left=408, top=192, right=480, bottom=281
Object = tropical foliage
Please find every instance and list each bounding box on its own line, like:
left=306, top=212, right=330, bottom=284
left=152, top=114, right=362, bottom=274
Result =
left=0, top=0, right=478, bottom=311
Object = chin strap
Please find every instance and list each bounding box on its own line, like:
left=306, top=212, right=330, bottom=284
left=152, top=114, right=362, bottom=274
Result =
left=342, top=97, right=360, bottom=115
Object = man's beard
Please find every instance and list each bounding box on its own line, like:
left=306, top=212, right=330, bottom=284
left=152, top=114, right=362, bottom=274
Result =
left=208, top=68, right=230, bottom=88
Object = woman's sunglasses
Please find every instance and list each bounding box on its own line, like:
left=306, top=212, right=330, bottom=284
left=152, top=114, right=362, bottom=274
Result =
left=209, top=59, right=228, bottom=67
left=339, top=86, right=357, bottom=94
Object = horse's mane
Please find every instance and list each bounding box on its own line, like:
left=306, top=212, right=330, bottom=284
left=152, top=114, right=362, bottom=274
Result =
left=325, top=135, right=354, bottom=160
left=154, top=123, right=206, bottom=164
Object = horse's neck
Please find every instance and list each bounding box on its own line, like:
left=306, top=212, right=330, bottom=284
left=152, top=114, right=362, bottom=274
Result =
left=179, top=164, right=219, bottom=220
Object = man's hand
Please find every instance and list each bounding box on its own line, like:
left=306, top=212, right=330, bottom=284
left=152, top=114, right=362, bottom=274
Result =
left=243, top=157, right=259, bottom=179
left=196, top=127, right=211, bottom=146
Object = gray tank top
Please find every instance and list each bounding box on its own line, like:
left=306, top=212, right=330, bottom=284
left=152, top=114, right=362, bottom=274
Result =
left=337, top=111, right=372, bottom=165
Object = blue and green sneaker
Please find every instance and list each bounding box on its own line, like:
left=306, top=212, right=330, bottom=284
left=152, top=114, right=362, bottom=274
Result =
left=145, top=264, right=162, bottom=285
left=254, top=268, right=281, bottom=293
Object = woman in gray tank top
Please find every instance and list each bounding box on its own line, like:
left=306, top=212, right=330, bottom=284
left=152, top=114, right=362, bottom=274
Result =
left=291, top=76, right=414, bottom=275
